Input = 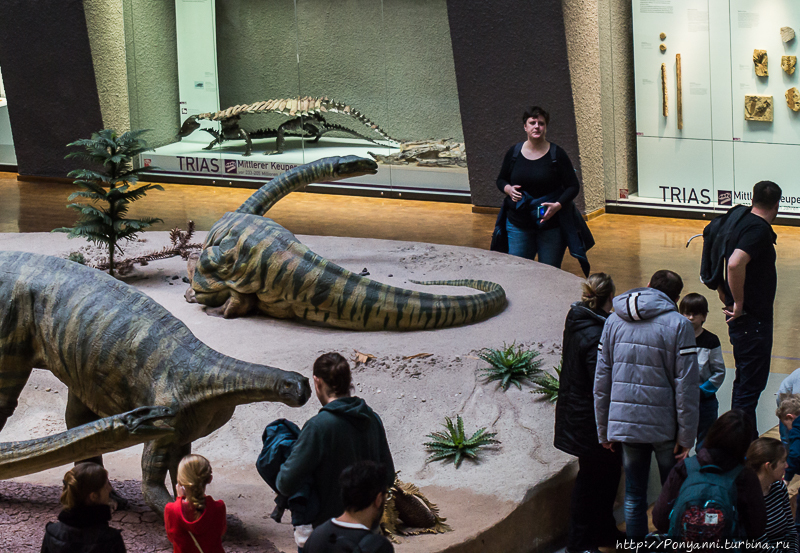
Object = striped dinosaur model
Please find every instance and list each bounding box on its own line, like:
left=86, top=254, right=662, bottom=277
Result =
left=186, top=156, right=507, bottom=330
left=178, top=96, right=400, bottom=156
left=0, top=251, right=311, bottom=514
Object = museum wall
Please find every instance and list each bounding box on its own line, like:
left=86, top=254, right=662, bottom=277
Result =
left=215, top=0, right=463, bottom=143
left=84, top=0, right=131, bottom=134
left=446, top=0, right=584, bottom=210
left=0, top=0, right=105, bottom=178
left=121, top=0, right=180, bottom=148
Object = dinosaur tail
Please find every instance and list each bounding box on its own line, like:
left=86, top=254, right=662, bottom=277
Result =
left=284, top=257, right=507, bottom=331
left=324, top=100, right=401, bottom=144
left=0, top=406, right=174, bottom=479
left=235, top=155, right=378, bottom=216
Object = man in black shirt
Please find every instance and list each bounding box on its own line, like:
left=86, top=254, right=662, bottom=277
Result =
left=303, top=461, right=393, bottom=553
left=722, top=180, right=781, bottom=437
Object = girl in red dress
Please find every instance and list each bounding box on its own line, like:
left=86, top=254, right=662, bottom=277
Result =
left=164, top=454, right=226, bottom=553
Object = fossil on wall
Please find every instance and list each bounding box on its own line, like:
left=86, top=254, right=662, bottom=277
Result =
left=676, top=54, right=683, bottom=130
left=786, top=88, right=800, bottom=112
left=782, top=56, right=796, bottom=75
left=660, top=32, right=666, bottom=40
left=660, top=44, right=667, bottom=52
left=782, top=26, right=796, bottom=43
left=745, top=94, right=773, bottom=121
left=753, top=50, right=769, bottom=77
left=662, top=63, right=668, bottom=117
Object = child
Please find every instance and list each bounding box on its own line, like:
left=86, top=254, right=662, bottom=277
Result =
left=777, top=395, right=800, bottom=483
left=679, top=293, right=725, bottom=449
left=165, top=454, right=226, bottom=553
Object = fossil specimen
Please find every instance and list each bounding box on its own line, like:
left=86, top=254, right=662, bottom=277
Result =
left=783, top=56, right=796, bottom=75
left=662, top=63, right=668, bottom=117
left=660, top=44, right=667, bottom=52
left=676, top=54, right=683, bottom=130
left=754, top=50, right=768, bottom=76
left=660, top=32, right=666, bottom=40
left=369, top=139, right=466, bottom=168
left=786, top=88, right=800, bottom=112
left=745, top=94, right=773, bottom=121
left=782, top=27, right=796, bottom=43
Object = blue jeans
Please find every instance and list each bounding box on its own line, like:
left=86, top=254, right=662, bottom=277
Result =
left=622, top=441, right=677, bottom=538
left=728, top=315, right=773, bottom=439
left=696, top=393, right=719, bottom=451
left=505, top=218, right=566, bottom=268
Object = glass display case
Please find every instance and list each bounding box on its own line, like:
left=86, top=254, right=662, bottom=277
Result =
left=123, top=0, right=468, bottom=201
left=0, top=66, right=17, bottom=167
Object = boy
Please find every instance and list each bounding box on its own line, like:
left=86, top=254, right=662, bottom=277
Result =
left=777, top=395, right=800, bottom=482
left=680, top=293, right=726, bottom=449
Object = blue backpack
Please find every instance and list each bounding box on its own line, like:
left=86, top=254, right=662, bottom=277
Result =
left=668, top=457, right=743, bottom=542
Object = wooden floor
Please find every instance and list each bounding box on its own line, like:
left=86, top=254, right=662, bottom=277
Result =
left=3, top=170, right=800, bottom=374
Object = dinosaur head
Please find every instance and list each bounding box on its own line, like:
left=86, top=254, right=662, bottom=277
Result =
left=122, top=405, right=177, bottom=435
left=277, top=372, right=312, bottom=407
left=178, top=116, right=201, bottom=138
left=331, top=155, right=379, bottom=180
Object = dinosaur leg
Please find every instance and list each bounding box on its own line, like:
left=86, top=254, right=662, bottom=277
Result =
left=205, top=289, right=257, bottom=319
left=142, top=439, right=188, bottom=515
left=184, top=253, right=199, bottom=304
left=201, top=128, right=222, bottom=151
left=0, top=363, right=32, bottom=432
left=238, top=129, right=253, bottom=157
left=266, top=126, right=286, bottom=155
left=65, top=392, right=130, bottom=510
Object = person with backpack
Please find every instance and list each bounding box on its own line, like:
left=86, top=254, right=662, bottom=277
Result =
left=745, top=438, right=798, bottom=552
left=492, top=106, right=593, bottom=273
left=652, top=410, right=766, bottom=539
left=303, top=461, right=393, bottom=553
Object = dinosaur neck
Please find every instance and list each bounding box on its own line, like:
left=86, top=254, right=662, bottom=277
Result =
left=187, top=349, right=291, bottom=407
left=236, top=164, right=318, bottom=216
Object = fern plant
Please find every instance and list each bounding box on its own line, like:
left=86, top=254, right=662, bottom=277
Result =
left=53, top=129, right=163, bottom=277
left=424, top=415, right=499, bottom=468
left=477, top=342, right=542, bottom=390
left=531, top=363, right=562, bottom=403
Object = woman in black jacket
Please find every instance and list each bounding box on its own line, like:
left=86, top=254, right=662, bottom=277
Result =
left=41, top=462, right=126, bottom=553
left=554, top=273, right=622, bottom=553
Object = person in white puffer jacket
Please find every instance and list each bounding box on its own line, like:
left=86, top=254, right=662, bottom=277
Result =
left=593, top=269, right=700, bottom=539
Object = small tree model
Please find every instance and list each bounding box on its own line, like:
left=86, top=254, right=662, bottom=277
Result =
left=53, top=129, right=163, bottom=276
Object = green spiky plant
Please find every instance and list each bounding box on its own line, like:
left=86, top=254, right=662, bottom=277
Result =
left=53, top=129, right=163, bottom=277
left=531, top=362, right=562, bottom=403
left=424, top=415, right=499, bottom=468
left=477, top=342, right=542, bottom=390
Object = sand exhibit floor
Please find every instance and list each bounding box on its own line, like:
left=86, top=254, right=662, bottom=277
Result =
left=0, top=232, right=582, bottom=553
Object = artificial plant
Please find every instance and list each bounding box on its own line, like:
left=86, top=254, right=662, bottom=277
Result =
left=53, top=129, right=163, bottom=277
left=477, top=342, right=543, bottom=391
left=424, top=414, right=499, bottom=468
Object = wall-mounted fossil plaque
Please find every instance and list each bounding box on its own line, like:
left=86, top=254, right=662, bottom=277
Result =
left=753, top=50, right=769, bottom=76
left=745, top=94, right=773, bottom=121
left=782, top=26, right=796, bottom=43
left=662, top=63, right=668, bottom=117
left=783, top=56, right=796, bottom=75
left=676, top=54, right=683, bottom=130
left=787, top=88, right=800, bottom=112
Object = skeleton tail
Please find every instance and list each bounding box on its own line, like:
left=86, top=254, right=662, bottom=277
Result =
left=322, top=100, right=401, bottom=144
left=0, top=406, right=175, bottom=479
left=235, top=155, right=378, bottom=216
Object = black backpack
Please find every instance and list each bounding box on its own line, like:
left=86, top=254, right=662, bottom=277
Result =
left=693, top=204, right=750, bottom=291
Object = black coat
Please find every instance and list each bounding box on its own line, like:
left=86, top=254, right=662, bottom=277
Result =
left=41, top=504, right=126, bottom=553
left=554, top=301, right=608, bottom=457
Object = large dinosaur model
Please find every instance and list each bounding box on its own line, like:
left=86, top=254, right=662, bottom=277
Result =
left=178, top=97, right=400, bottom=156
left=185, top=156, right=507, bottom=330
left=0, top=251, right=311, bottom=514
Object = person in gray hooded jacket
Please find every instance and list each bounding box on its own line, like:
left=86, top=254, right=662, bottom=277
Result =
left=593, top=269, right=699, bottom=538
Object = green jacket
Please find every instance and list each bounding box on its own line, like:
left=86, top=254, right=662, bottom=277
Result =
left=276, top=396, right=395, bottom=526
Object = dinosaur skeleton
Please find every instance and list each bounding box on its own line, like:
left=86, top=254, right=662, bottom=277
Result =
left=178, top=97, right=401, bottom=156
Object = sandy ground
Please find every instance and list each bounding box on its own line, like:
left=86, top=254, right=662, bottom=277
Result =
left=0, top=232, right=581, bottom=552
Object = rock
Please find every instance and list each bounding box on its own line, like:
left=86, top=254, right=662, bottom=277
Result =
left=783, top=56, right=796, bottom=75
left=786, top=88, right=800, bottom=112
left=660, top=32, right=666, bottom=40
left=745, top=94, right=774, bottom=121
left=754, top=50, right=769, bottom=76
left=660, top=44, right=667, bottom=52
left=782, top=26, right=796, bottom=43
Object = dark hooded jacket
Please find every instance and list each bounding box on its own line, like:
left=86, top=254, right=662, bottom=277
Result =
left=275, top=396, right=394, bottom=527
left=41, top=504, right=126, bottom=553
left=554, top=301, right=609, bottom=456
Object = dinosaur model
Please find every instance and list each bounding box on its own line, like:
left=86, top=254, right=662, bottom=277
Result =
left=0, top=251, right=311, bottom=514
left=185, top=155, right=507, bottom=330
left=178, top=97, right=401, bottom=156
